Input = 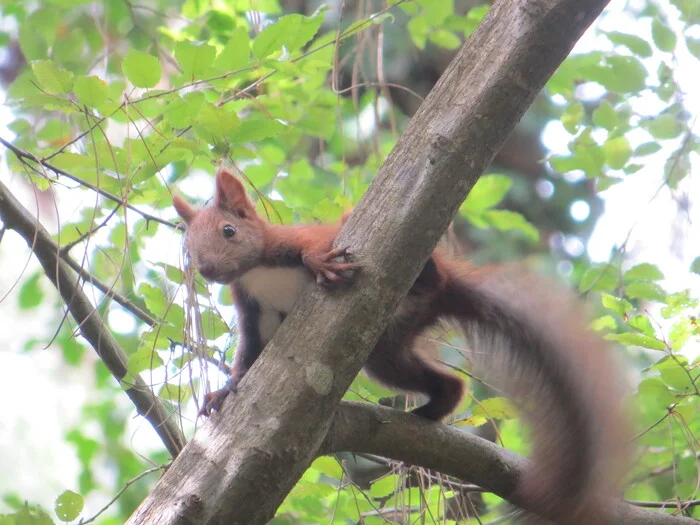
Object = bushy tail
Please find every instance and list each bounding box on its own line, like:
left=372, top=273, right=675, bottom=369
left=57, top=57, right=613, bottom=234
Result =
left=440, top=264, right=628, bottom=523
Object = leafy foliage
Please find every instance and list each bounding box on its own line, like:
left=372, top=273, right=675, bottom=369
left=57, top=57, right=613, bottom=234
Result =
left=0, top=0, right=698, bottom=523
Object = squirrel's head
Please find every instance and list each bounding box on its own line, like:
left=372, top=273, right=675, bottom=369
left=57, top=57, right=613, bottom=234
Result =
left=173, top=168, right=266, bottom=284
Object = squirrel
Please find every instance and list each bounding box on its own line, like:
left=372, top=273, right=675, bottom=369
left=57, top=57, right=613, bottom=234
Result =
left=174, top=167, right=626, bottom=523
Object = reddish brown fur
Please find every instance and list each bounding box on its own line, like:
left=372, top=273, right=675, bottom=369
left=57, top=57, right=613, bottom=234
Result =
left=175, top=167, right=627, bottom=524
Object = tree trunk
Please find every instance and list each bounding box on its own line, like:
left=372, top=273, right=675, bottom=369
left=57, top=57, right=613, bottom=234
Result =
left=127, top=0, right=616, bottom=523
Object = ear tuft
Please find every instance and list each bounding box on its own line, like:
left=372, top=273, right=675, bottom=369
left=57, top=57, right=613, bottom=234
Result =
left=173, top=195, right=197, bottom=225
left=215, top=167, right=256, bottom=218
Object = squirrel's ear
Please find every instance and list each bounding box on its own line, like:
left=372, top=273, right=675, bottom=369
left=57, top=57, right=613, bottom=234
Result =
left=215, top=167, right=256, bottom=218
left=173, top=195, right=197, bottom=225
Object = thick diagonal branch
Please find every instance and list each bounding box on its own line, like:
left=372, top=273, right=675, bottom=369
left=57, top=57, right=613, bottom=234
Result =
left=0, top=180, right=186, bottom=457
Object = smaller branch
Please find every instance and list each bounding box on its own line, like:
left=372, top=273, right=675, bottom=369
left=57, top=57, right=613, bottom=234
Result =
left=324, top=402, right=698, bottom=525
left=0, top=180, right=185, bottom=457
left=627, top=499, right=700, bottom=509
left=63, top=243, right=156, bottom=326
left=60, top=204, right=122, bottom=256
left=0, top=137, right=176, bottom=229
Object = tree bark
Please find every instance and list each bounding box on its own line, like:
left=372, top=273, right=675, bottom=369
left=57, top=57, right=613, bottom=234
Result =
left=324, top=403, right=697, bottom=525
left=127, top=0, right=618, bottom=523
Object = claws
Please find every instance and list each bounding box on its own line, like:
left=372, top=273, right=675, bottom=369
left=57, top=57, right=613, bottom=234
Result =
left=198, top=378, right=239, bottom=418
left=307, top=246, right=361, bottom=288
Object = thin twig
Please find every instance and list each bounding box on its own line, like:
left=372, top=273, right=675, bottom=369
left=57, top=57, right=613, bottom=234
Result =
left=0, top=137, right=176, bottom=229
left=79, top=465, right=165, bottom=524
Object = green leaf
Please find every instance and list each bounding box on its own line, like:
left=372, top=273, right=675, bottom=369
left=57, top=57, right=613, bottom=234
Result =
left=54, top=490, right=83, bottom=522
left=687, top=35, right=700, bottom=60
left=229, top=118, right=286, bottom=143
left=428, top=29, right=461, bottom=50
left=419, top=0, right=454, bottom=25
left=591, top=314, right=617, bottom=332
left=627, top=315, right=655, bottom=336
left=602, top=136, right=632, bottom=169
left=200, top=309, right=230, bottom=340
left=176, top=41, right=216, bottom=80
left=158, top=382, right=196, bottom=403
left=593, top=56, right=647, bottom=93
left=297, top=107, right=336, bottom=139
left=624, top=263, right=664, bottom=282
left=286, top=11, right=325, bottom=52
left=606, top=31, right=653, bottom=57
left=691, top=256, right=700, bottom=275
left=605, top=332, right=666, bottom=350
left=597, top=175, right=623, bottom=191
left=661, top=290, right=698, bottom=318
left=654, top=356, right=692, bottom=391
left=669, top=319, right=693, bottom=351
left=601, top=293, right=633, bottom=316
left=561, top=102, right=584, bottom=133
left=634, top=141, right=661, bottom=156
left=455, top=415, right=487, bottom=427
left=3, top=506, right=54, bottom=525
left=472, top=397, right=516, bottom=420
left=651, top=18, right=677, bottom=52
left=252, top=13, right=323, bottom=59
left=128, top=346, right=165, bottom=375
left=18, top=272, right=44, bottom=309
left=195, top=103, right=241, bottom=141
left=370, top=475, right=396, bottom=498
left=31, top=60, right=74, bottom=94
left=139, top=282, right=168, bottom=318
left=53, top=29, right=86, bottom=68
left=214, top=28, right=251, bottom=71
left=122, top=50, right=162, bottom=88
left=462, top=174, right=512, bottom=212
left=579, top=263, right=617, bottom=292
left=19, top=22, right=48, bottom=61
left=407, top=14, right=430, bottom=49
left=637, top=377, right=675, bottom=411
left=73, top=76, right=108, bottom=107
left=484, top=210, right=539, bottom=241
left=646, top=114, right=683, bottom=140
left=165, top=92, right=205, bottom=127
left=592, top=101, right=619, bottom=130
left=624, top=281, right=666, bottom=302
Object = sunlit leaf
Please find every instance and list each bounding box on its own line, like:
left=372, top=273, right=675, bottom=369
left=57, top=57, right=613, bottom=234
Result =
left=122, top=50, right=162, bottom=88
left=651, top=18, right=677, bottom=52
left=32, top=60, right=74, bottom=94
left=605, top=332, right=666, bottom=350
left=176, top=41, right=216, bottom=80
left=54, top=490, right=83, bottom=522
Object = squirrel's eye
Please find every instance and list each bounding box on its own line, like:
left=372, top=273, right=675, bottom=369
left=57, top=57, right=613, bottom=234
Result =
left=222, top=224, right=236, bottom=238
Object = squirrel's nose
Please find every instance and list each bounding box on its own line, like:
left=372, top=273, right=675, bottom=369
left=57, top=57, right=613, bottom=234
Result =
left=198, top=262, right=216, bottom=280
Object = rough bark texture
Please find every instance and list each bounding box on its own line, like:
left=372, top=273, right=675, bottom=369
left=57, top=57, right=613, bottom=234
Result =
left=127, top=0, right=617, bottom=523
left=325, top=403, right=697, bottom=525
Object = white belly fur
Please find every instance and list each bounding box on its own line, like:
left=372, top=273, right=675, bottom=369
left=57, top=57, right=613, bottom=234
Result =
left=239, top=266, right=313, bottom=313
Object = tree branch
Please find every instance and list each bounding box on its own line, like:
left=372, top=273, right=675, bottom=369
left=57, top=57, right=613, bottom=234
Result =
left=0, top=180, right=186, bottom=457
left=324, top=402, right=696, bottom=525
left=127, top=0, right=617, bottom=523
left=0, top=137, right=177, bottom=229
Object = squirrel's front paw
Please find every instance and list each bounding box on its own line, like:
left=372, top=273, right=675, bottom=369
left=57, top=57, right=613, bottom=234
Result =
left=304, top=247, right=360, bottom=288
left=198, top=378, right=239, bottom=417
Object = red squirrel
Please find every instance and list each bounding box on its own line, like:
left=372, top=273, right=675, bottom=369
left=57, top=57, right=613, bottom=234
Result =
left=174, top=167, right=626, bottom=523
